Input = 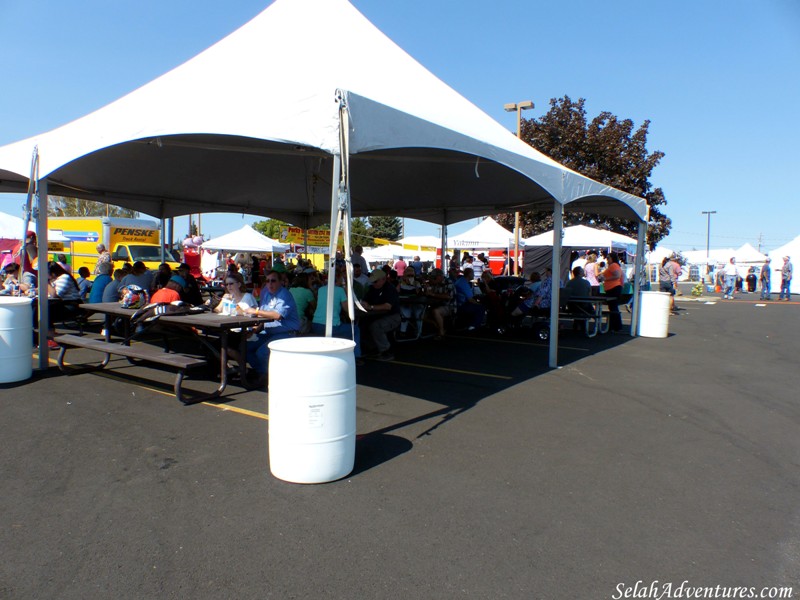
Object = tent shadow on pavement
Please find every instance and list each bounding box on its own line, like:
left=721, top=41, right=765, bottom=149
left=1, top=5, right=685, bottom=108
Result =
left=350, top=327, right=635, bottom=462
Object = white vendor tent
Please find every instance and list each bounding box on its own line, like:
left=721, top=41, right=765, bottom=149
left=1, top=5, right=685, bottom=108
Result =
left=0, top=0, right=649, bottom=367
left=733, top=243, right=767, bottom=264
left=523, top=224, right=636, bottom=250
left=201, top=224, right=288, bottom=253
left=449, top=217, right=514, bottom=249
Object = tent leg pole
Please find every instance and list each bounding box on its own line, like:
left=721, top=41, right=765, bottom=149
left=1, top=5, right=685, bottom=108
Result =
left=36, top=179, right=50, bottom=371
left=631, top=220, right=647, bottom=336
left=324, top=155, right=341, bottom=338
left=548, top=203, right=563, bottom=369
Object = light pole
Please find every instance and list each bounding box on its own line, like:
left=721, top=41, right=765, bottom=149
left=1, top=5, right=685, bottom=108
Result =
left=702, top=210, right=717, bottom=282
left=504, top=100, right=534, bottom=275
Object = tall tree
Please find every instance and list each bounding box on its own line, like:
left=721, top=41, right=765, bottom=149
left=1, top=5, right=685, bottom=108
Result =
left=252, top=218, right=290, bottom=239
left=367, top=216, right=402, bottom=241
left=48, top=196, right=138, bottom=218
left=494, top=96, right=670, bottom=249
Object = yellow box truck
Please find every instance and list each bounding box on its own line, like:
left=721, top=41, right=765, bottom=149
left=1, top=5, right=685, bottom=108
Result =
left=47, top=217, right=180, bottom=273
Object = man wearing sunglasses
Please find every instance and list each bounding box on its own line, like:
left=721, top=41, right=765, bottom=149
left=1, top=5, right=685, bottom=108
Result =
left=244, top=269, right=301, bottom=387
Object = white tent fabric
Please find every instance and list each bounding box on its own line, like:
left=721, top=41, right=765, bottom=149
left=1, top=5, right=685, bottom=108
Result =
left=682, top=248, right=737, bottom=267
left=733, top=243, right=767, bottom=264
left=397, top=235, right=442, bottom=250
left=448, top=217, right=514, bottom=248
left=523, top=224, right=636, bottom=249
left=201, top=224, right=288, bottom=253
left=0, top=0, right=647, bottom=226
left=0, top=210, right=24, bottom=238
left=0, top=210, right=69, bottom=242
left=645, top=245, right=675, bottom=264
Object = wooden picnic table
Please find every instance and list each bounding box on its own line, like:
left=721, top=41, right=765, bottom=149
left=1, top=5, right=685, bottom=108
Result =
left=55, top=302, right=274, bottom=403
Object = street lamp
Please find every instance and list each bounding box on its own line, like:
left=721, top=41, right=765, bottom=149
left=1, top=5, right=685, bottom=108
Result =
left=504, top=100, right=534, bottom=275
left=701, top=210, right=717, bottom=282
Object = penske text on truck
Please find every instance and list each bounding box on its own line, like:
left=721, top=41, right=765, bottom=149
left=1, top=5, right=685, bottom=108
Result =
left=48, top=217, right=180, bottom=273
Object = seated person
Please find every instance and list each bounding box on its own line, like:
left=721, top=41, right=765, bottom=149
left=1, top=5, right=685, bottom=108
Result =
left=211, top=271, right=258, bottom=364
left=150, top=275, right=186, bottom=304
left=453, top=267, right=486, bottom=331
left=423, top=268, right=455, bottom=340
left=46, top=262, right=84, bottom=349
left=310, top=271, right=362, bottom=363
left=151, top=263, right=173, bottom=293
left=397, top=266, right=424, bottom=335
left=512, top=268, right=553, bottom=318
left=561, top=266, right=594, bottom=317
left=288, top=273, right=316, bottom=335
left=102, top=269, right=125, bottom=303
left=88, top=261, right=113, bottom=303
left=1, top=262, right=24, bottom=294
left=75, top=266, right=93, bottom=300
left=176, top=263, right=203, bottom=306
left=243, top=270, right=301, bottom=387
left=359, top=269, right=401, bottom=361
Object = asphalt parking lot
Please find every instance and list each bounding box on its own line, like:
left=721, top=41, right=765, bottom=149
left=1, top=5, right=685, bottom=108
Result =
left=1, top=294, right=798, bottom=599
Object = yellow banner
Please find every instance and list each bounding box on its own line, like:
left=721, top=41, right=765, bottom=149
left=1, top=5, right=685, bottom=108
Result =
left=280, top=227, right=344, bottom=249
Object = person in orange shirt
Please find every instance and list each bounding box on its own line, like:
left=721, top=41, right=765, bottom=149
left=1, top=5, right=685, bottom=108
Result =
left=150, top=275, right=185, bottom=303
left=600, top=252, right=624, bottom=332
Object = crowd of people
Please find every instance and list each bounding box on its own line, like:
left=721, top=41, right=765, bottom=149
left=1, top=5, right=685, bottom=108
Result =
left=4, top=235, right=793, bottom=386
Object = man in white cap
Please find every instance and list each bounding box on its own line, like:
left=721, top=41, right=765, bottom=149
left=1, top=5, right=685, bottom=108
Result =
left=779, top=256, right=793, bottom=301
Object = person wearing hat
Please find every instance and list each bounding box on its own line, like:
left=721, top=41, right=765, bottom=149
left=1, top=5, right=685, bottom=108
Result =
left=779, top=256, right=793, bottom=301
left=360, top=268, right=401, bottom=361
left=150, top=275, right=186, bottom=303
left=759, top=257, right=772, bottom=300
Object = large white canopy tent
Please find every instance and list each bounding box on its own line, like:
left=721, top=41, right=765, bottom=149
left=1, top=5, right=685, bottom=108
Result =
left=0, top=0, right=649, bottom=368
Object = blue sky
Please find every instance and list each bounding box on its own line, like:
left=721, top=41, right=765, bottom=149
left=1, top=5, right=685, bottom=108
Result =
left=1, top=0, right=798, bottom=252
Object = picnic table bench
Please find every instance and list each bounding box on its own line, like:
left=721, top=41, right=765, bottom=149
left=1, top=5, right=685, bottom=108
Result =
left=54, top=333, right=211, bottom=404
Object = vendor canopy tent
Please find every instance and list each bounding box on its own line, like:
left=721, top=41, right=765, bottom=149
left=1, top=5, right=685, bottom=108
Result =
left=201, top=224, right=288, bottom=253
left=523, top=224, right=637, bottom=249
left=733, top=243, right=767, bottom=264
left=449, top=217, right=514, bottom=248
left=0, top=0, right=647, bottom=227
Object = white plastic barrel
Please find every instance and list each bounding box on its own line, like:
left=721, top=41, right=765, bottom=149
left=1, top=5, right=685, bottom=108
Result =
left=638, top=291, right=671, bottom=338
left=267, top=337, right=356, bottom=484
left=0, top=296, right=34, bottom=383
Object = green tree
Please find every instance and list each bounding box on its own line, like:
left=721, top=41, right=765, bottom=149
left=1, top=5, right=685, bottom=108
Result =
left=48, top=196, right=138, bottom=218
left=494, top=96, right=670, bottom=249
left=252, top=218, right=290, bottom=239
left=367, top=216, right=402, bottom=241
left=348, top=218, right=371, bottom=246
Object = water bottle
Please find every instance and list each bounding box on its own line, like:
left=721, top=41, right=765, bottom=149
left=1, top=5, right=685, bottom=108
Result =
left=228, top=300, right=237, bottom=316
